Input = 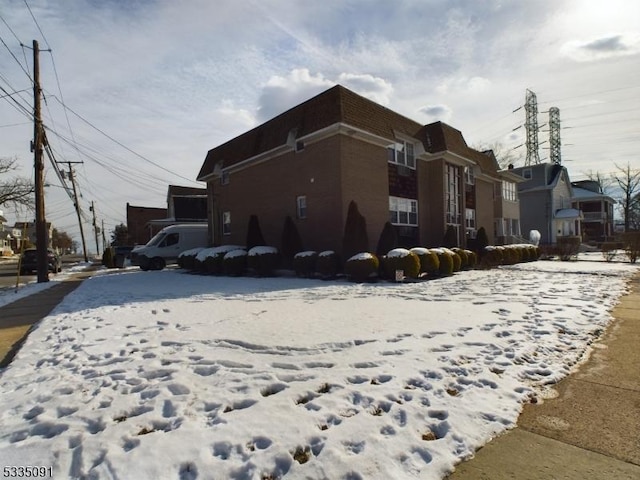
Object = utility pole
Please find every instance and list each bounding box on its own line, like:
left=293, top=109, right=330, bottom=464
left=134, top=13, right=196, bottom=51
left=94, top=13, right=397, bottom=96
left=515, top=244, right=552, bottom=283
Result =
left=90, top=201, right=100, bottom=256
left=66, top=163, right=88, bottom=262
left=32, top=40, right=48, bottom=283
left=101, top=219, right=107, bottom=252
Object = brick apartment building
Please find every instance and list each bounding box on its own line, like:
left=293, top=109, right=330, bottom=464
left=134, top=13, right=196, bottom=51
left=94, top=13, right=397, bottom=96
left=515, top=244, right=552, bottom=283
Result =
left=197, top=85, right=521, bottom=255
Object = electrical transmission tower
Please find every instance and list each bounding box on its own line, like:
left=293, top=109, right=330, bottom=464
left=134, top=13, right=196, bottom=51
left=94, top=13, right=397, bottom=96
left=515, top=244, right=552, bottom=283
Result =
left=524, top=89, right=540, bottom=166
left=549, top=107, right=561, bottom=165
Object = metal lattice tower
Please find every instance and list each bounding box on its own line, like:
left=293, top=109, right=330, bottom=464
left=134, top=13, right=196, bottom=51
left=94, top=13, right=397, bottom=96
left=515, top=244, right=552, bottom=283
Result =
left=549, top=106, right=561, bottom=165
left=524, top=89, right=540, bottom=166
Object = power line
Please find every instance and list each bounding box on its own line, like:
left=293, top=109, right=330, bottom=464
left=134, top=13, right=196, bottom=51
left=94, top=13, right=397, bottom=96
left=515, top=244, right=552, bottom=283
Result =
left=47, top=94, right=201, bottom=185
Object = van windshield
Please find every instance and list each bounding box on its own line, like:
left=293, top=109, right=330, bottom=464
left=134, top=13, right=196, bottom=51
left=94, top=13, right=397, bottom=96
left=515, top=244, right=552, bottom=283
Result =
left=146, top=232, right=166, bottom=247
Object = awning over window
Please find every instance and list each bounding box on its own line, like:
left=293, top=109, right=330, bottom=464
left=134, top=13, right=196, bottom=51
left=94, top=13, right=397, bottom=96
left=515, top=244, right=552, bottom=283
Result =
left=554, top=208, right=582, bottom=220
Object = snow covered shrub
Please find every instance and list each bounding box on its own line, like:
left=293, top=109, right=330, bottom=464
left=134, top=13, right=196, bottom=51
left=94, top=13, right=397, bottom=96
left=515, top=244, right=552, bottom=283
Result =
left=223, top=249, right=247, bottom=276
left=383, top=248, right=420, bottom=279
left=411, top=248, right=440, bottom=276
left=293, top=251, right=318, bottom=277
left=481, top=246, right=503, bottom=268
left=345, top=253, right=379, bottom=283
left=202, top=245, right=244, bottom=274
left=178, top=247, right=204, bottom=270
left=316, top=250, right=340, bottom=279
left=247, top=246, right=280, bottom=276
left=502, top=246, right=518, bottom=265
left=451, top=248, right=468, bottom=269
left=464, top=249, right=477, bottom=268
left=442, top=248, right=461, bottom=272
left=432, top=249, right=454, bottom=276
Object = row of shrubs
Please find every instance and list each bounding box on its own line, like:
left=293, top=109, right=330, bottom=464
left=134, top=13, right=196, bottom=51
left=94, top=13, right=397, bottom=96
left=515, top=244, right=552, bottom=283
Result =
left=177, top=243, right=541, bottom=282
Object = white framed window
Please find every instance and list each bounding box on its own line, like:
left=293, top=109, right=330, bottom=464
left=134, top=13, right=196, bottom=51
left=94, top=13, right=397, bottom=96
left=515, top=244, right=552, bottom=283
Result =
left=222, top=211, right=231, bottom=235
left=465, top=166, right=475, bottom=185
left=465, top=209, right=476, bottom=229
left=387, top=140, right=416, bottom=169
left=445, top=164, right=461, bottom=224
left=389, top=196, right=418, bottom=226
left=297, top=195, right=307, bottom=219
left=502, top=181, right=517, bottom=202
left=221, top=171, right=230, bottom=185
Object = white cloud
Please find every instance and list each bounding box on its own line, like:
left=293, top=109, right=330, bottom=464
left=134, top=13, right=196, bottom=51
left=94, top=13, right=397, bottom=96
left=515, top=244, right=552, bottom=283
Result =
left=337, top=73, right=393, bottom=105
left=256, top=69, right=394, bottom=121
left=561, top=33, right=640, bottom=62
left=257, top=69, right=335, bottom=121
left=419, top=104, right=452, bottom=122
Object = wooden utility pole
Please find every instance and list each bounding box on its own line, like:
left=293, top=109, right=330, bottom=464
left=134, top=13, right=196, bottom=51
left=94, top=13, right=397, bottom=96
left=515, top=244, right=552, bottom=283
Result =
left=101, top=219, right=107, bottom=252
left=32, top=39, right=48, bottom=283
left=90, top=201, right=100, bottom=256
left=66, top=163, right=88, bottom=261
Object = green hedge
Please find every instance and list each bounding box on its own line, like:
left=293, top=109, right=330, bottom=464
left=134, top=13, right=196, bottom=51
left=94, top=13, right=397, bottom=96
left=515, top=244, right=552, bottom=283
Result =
left=383, top=248, right=420, bottom=279
left=293, top=251, right=318, bottom=277
left=223, top=249, right=247, bottom=276
left=247, top=246, right=280, bottom=276
left=345, top=253, right=379, bottom=282
left=316, top=251, right=340, bottom=279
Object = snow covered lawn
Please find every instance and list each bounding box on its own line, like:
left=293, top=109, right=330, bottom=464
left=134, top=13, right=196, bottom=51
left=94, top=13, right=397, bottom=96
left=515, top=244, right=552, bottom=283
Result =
left=0, top=256, right=637, bottom=479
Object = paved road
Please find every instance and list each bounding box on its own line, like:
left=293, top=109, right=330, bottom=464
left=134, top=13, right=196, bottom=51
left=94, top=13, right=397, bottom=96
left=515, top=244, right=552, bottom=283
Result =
left=0, top=255, right=87, bottom=288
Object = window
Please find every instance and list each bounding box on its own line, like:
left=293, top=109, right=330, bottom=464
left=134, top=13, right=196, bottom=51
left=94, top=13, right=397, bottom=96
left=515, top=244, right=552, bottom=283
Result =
left=502, top=181, right=517, bottom=202
left=465, top=209, right=476, bottom=229
left=445, top=164, right=461, bottom=224
left=465, top=166, right=475, bottom=185
left=222, top=211, right=231, bottom=235
left=221, top=171, right=229, bottom=185
left=465, top=209, right=476, bottom=238
left=161, top=233, right=179, bottom=247
left=389, top=196, right=418, bottom=226
left=387, top=140, right=416, bottom=169
left=523, top=168, right=532, bottom=180
left=297, top=196, right=307, bottom=219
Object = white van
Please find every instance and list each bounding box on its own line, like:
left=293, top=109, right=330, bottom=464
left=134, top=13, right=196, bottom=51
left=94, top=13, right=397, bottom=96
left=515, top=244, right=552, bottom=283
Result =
left=131, top=224, right=208, bottom=271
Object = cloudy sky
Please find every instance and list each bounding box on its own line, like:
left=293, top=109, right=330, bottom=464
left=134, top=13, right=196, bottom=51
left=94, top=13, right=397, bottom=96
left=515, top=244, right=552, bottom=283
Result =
left=1, top=0, right=639, bottom=250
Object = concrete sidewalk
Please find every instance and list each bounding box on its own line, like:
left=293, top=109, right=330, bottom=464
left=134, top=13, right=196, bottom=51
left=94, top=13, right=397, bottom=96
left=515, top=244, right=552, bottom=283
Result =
left=448, top=273, right=640, bottom=479
left=0, top=271, right=95, bottom=367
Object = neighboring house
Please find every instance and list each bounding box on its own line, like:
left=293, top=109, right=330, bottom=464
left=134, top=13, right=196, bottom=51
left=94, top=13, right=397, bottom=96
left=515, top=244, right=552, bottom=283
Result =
left=126, top=204, right=167, bottom=246
left=197, top=85, right=521, bottom=255
left=12, top=221, right=53, bottom=250
left=509, top=163, right=582, bottom=245
left=126, top=186, right=207, bottom=246
left=0, top=209, right=11, bottom=255
left=167, top=185, right=207, bottom=223
left=571, top=180, right=615, bottom=243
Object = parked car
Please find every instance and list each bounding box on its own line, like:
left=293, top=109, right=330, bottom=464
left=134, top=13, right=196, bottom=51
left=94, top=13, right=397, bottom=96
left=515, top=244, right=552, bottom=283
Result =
left=19, top=248, right=62, bottom=275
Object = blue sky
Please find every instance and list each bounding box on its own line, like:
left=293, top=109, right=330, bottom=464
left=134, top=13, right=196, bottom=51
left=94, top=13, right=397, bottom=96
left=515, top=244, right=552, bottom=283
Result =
left=1, top=0, right=639, bottom=250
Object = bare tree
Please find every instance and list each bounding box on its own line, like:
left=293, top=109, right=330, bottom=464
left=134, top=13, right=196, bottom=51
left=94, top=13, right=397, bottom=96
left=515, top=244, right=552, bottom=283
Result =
left=612, top=163, right=640, bottom=232
left=583, top=170, right=614, bottom=195
left=472, top=141, right=524, bottom=170
left=0, top=157, right=34, bottom=210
